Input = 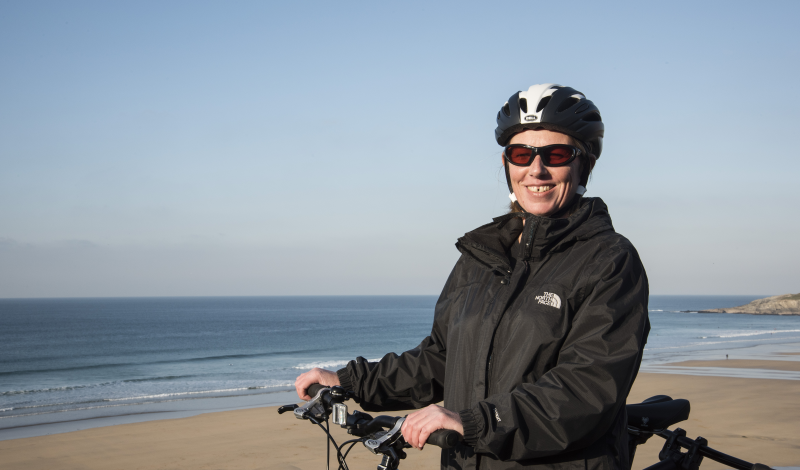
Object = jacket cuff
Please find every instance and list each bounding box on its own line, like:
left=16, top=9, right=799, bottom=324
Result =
left=336, top=367, right=355, bottom=392
left=459, top=408, right=483, bottom=447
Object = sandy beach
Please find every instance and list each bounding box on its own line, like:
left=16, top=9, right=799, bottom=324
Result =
left=2, top=360, right=799, bottom=470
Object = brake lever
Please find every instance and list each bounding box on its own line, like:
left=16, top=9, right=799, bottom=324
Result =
left=277, top=404, right=299, bottom=414
left=364, top=417, right=405, bottom=454
left=293, top=386, right=330, bottom=420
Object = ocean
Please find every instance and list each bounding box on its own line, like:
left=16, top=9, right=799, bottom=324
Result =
left=2, top=295, right=800, bottom=440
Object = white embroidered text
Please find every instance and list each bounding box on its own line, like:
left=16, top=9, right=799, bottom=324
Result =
left=535, top=292, right=561, bottom=309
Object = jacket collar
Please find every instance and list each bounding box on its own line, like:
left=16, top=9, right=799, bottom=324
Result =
left=456, top=197, right=614, bottom=271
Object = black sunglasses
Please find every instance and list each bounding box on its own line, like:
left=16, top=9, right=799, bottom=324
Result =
left=503, top=144, right=581, bottom=167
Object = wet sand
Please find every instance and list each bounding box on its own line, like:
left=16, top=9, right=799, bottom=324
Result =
left=665, top=359, right=800, bottom=372
left=629, top=362, right=800, bottom=470
left=1, top=360, right=799, bottom=470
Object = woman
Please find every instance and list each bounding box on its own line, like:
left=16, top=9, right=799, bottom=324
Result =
left=295, top=84, right=650, bottom=470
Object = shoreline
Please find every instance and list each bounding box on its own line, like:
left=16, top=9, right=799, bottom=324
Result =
left=0, top=389, right=299, bottom=441
left=4, top=344, right=800, bottom=442
left=687, top=311, right=800, bottom=316
left=1, top=359, right=799, bottom=470
left=5, top=296, right=797, bottom=441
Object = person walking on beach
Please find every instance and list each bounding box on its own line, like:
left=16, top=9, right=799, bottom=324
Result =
left=295, top=84, right=650, bottom=470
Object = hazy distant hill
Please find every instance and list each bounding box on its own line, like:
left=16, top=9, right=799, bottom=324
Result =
left=699, top=293, right=800, bottom=315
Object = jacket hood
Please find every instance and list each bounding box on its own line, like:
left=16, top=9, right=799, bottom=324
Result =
left=456, top=197, right=614, bottom=271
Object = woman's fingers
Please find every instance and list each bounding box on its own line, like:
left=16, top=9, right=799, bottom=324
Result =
left=293, top=368, right=340, bottom=400
left=401, top=404, right=464, bottom=450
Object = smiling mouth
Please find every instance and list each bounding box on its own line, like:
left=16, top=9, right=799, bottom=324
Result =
left=526, top=185, right=553, bottom=193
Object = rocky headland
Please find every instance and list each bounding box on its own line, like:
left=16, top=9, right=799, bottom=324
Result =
left=698, top=293, right=800, bottom=315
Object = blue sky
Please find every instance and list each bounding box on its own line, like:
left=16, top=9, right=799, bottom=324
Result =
left=1, top=1, right=798, bottom=297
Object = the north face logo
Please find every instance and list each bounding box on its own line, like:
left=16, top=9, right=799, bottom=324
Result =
left=535, top=292, right=561, bottom=309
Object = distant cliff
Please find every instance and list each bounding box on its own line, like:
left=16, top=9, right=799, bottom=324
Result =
left=699, top=293, right=800, bottom=315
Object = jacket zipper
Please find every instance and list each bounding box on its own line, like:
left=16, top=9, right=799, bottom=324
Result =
left=522, top=217, right=538, bottom=259
left=485, top=259, right=529, bottom=398
left=486, top=351, right=493, bottom=395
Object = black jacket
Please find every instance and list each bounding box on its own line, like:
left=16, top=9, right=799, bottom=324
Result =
left=338, top=198, right=650, bottom=470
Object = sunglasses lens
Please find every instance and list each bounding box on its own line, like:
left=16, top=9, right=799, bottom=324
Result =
left=506, top=146, right=533, bottom=165
left=543, top=146, right=574, bottom=165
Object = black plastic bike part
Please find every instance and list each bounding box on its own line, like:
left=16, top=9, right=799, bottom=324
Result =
left=426, top=429, right=462, bottom=449
left=641, top=428, right=691, bottom=470
left=277, top=404, right=299, bottom=414
left=344, top=409, right=374, bottom=434
left=626, top=426, right=653, bottom=466
left=378, top=454, right=393, bottom=470
left=659, top=428, right=687, bottom=461
left=680, top=436, right=707, bottom=470
left=329, top=386, right=347, bottom=402
left=656, top=429, right=770, bottom=470
left=752, top=464, right=774, bottom=470
left=627, top=396, right=688, bottom=467
left=643, top=395, right=675, bottom=404
left=377, top=448, right=403, bottom=470
left=308, top=383, right=326, bottom=397
left=641, top=454, right=684, bottom=470
left=627, top=397, right=690, bottom=431
left=356, top=415, right=399, bottom=436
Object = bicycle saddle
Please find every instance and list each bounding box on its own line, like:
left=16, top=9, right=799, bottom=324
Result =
left=626, top=395, right=690, bottom=431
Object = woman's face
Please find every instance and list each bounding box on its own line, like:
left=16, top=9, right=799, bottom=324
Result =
left=504, top=129, right=582, bottom=217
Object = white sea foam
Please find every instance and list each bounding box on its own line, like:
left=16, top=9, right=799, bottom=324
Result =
left=101, top=384, right=292, bottom=402
left=699, top=329, right=800, bottom=339
left=0, top=400, right=185, bottom=419
left=0, top=384, right=296, bottom=420
left=645, top=334, right=800, bottom=351
left=293, top=358, right=383, bottom=370
left=1, top=383, right=111, bottom=396
left=718, top=329, right=800, bottom=338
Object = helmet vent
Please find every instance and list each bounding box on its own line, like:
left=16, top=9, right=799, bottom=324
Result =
left=557, top=97, right=580, bottom=112
left=519, top=98, right=527, bottom=113
left=536, top=96, right=552, bottom=112
left=502, top=103, right=511, bottom=117
left=583, top=111, right=602, bottom=122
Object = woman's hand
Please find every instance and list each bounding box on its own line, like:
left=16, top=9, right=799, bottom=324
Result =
left=401, top=404, right=464, bottom=450
left=294, top=368, right=341, bottom=400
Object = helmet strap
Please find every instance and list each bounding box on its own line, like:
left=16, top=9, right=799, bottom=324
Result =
left=504, top=163, right=526, bottom=213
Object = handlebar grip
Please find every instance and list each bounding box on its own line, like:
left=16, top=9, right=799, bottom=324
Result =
left=307, top=383, right=326, bottom=397
left=427, top=429, right=461, bottom=449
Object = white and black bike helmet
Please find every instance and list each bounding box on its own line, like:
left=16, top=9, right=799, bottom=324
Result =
left=495, top=84, right=604, bottom=200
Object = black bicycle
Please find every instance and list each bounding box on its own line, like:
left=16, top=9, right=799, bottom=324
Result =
left=278, top=386, right=773, bottom=470
left=626, top=395, right=772, bottom=470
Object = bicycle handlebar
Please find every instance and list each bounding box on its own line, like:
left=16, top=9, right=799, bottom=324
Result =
left=427, top=428, right=461, bottom=449
left=307, top=383, right=326, bottom=397
left=304, top=383, right=462, bottom=449
left=657, top=429, right=762, bottom=470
